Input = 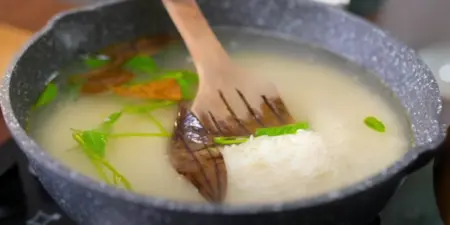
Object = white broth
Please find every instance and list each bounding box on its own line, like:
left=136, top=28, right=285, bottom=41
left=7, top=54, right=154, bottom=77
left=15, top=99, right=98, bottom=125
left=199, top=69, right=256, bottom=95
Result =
left=29, top=29, right=410, bottom=204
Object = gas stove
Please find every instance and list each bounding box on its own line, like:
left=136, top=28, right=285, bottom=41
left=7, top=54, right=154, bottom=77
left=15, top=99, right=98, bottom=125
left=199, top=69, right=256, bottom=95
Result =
left=0, top=140, right=76, bottom=225
left=0, top=139, right=440, bottom=225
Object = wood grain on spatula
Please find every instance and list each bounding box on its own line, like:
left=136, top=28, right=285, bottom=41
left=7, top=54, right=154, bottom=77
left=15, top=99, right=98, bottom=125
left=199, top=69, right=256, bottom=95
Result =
left=162, top=0, right=295, bottom=202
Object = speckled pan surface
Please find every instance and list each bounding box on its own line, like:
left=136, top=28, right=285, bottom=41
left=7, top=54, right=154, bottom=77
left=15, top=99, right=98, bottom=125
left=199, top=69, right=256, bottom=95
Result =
left=0, top=0, right=444, bottom=224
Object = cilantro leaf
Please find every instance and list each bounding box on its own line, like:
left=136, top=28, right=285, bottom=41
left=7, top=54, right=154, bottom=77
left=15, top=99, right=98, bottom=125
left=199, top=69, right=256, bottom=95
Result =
left=35, top=83, right=58, bottom=108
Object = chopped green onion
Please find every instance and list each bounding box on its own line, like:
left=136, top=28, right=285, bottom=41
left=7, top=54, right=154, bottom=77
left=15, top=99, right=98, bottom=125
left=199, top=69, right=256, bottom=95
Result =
left=214, top=122, right=310, bottom=145
left=214, top=136, right=249, bottom=145
left=255, top=122, right=309, bottom=137
left=364, top=116, right=386, bottom=133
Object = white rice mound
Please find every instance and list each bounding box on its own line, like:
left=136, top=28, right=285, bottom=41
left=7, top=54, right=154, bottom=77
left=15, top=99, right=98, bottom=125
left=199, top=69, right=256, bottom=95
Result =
left=222, top=130, right=336, bottom=204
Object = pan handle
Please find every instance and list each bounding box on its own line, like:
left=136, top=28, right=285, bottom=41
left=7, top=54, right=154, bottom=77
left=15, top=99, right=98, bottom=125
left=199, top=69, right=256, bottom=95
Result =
left=404, top=150, right=438, bottom=174
left=434, top=125, right=450, bottom=224
left=404, top=125, right=449, bottom=174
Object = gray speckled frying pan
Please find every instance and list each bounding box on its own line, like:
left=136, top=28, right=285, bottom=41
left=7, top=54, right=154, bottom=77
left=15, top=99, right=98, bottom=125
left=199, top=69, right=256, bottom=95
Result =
left=0, top=0, right=444, bottom=224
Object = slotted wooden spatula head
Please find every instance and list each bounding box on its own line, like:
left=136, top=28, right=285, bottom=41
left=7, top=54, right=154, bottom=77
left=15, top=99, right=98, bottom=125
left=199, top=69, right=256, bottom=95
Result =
left=162, top=0, right=295, bottom=202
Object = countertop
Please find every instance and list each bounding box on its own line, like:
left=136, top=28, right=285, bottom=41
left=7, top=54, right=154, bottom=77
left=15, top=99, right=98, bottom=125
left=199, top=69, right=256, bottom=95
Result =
left=0, top=0, right=75, bottom=145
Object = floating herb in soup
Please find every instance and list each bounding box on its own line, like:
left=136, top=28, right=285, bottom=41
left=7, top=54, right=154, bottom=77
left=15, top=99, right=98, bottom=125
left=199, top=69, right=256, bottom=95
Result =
left=28, top=29, right=410, bottom=205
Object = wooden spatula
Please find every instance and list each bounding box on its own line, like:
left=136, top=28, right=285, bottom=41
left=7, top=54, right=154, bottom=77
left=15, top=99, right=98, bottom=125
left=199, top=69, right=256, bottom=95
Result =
left=162, top=0, right=295, bottom=202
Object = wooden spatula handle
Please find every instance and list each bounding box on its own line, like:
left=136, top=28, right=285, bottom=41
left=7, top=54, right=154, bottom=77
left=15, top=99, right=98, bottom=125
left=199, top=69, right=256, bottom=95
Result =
left=162, top=0, right=230, bottom=71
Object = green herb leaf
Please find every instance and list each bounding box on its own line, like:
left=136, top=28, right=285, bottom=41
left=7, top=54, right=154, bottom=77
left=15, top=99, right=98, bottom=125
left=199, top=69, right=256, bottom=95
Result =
left=87, top=151, right=132, bottom=190
left=100, top=159, right=132, bottom=189
left=255, top=122, right=309, bottom=137
left=158, top=70, right=199, bottom=100
left=123, top=55, right=158, bottom=74
left=122, top=100, right=176, bottom=114
left=73, top=130, right=108, bottom=158
left=214, top=136, right=249, bottom=145
left=73, top=111, right=123, bottom=157
left=122, top=101, right=175, bottom=134
left=177, top=76, right=197, bottom=100
left=71, top=112, right=132, bottom=190
left=122, top=55, right=199, bottom=99
left=146, top=112, right=169, bottom=135
left=163, top=70, right=199, bottom=84
left=35, top=83, right=58, bottom=108
left=214, top=122, right=310, bottom=145
left=364, top=116, right=386, bottom=133
left=98, top=112, right=123, bottom=133
left=83, top=54, right=110, bottom=69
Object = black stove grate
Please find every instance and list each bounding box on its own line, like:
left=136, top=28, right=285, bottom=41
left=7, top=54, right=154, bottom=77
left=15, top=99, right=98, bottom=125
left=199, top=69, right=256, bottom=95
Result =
left=0, top=139, right=76, bottom=225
